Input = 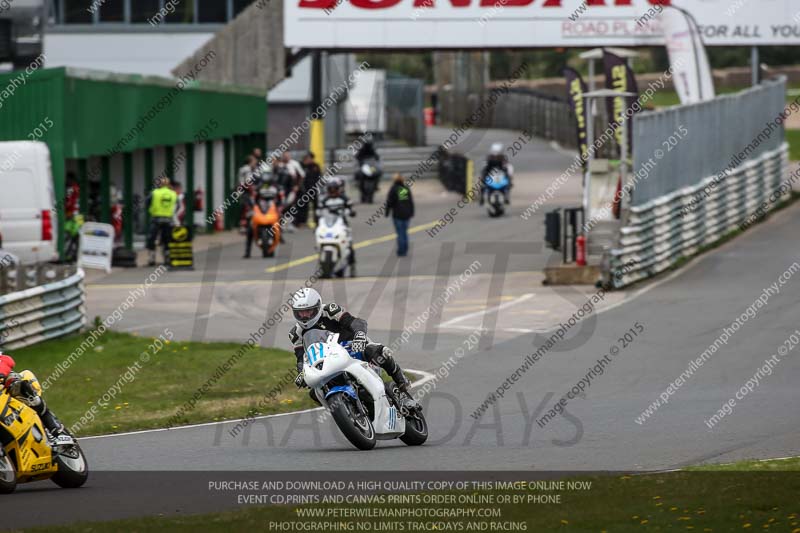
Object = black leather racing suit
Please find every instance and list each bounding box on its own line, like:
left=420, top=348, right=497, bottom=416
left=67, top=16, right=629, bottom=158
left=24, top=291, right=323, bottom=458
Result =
left=289, top=303, right=411, bottom=391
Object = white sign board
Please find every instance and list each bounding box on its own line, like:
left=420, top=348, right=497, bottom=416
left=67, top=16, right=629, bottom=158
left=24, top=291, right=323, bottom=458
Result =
left=344, top=69, right=387, bottom=134
left=285, top=0, right=800, bottom=49
left=77, top=222, right=115, bottom=274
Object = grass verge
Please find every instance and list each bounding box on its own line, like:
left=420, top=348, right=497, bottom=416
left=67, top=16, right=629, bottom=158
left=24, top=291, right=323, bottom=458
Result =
left=787, top=129, right=800, bottom=161
left=11, top=330, right=315, bottom=436
left=24, top=458, right=800, bottom=533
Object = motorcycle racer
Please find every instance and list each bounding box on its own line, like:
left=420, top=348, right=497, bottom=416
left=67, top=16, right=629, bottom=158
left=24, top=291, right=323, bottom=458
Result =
left=317, top=177, right=357, bottom=277
left=0, top=353, right=67, bottom=437
left=480, top=142, right=513, bottom=205
left=289, top=288, right=420, bottom=412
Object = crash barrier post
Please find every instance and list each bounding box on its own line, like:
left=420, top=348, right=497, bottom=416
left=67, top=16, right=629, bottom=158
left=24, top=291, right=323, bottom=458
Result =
left=544, top=209, right=561, bottom=251
left=606, top=144, right=788, bottom=288
left=438, top=152, right=468, bottom=195
left=78, top=222, right=115, bottom=274
left=562, top=207, right=585, bottom=264
left=0, top=267, right=85, bottom=350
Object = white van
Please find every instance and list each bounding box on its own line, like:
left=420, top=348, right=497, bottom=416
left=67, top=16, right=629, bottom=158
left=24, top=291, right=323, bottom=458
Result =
left=0, top=141, right=58, bottom=264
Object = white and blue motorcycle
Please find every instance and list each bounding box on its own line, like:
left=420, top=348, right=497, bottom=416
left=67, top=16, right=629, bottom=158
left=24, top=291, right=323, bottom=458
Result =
left=484, top=168, right=510, bottom=218
left=302, top=330, right=428, bottom=451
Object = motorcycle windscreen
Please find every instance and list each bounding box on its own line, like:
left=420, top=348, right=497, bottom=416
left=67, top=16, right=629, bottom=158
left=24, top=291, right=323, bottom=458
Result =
left=322, top=213, right=338, bottom=227
left=302, top=329, right=332, bottom=351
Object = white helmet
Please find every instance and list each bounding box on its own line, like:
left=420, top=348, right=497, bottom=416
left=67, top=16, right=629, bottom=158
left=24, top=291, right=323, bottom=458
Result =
left=490, top=143, right=504, bottom=156
left=291, top=288, right=323, bottom=329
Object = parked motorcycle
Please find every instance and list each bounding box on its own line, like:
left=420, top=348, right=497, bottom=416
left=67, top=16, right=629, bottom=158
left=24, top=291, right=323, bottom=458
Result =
left=484, top=169, right=510, bottom=218
left=315, top=211, right=353, bottom=278
left=251, top=188, right=281, bottom=258
left=302, top=330, right=428, bottom=451
left=0, top=371, right=89, bottom=494
left=356, top=158, right=381, bottom=204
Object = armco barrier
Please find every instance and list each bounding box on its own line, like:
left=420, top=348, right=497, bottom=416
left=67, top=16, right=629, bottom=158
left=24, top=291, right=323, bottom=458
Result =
left=606, top=144, right=789, bottom=289
left=0, top=269, right=86, bottom=350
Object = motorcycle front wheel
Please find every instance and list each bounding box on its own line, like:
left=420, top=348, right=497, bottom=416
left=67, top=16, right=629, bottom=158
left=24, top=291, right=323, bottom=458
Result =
left=319, top=250, right=335, bottom=279
left=400, top=410, right=428, bottom=446
left=52, top=442, right=89, bottom=489
left=329, top=392, right=376, bottom=451
left=259, top=227, right=274, bottom=258
left=0, top=450, right=16, bottom=494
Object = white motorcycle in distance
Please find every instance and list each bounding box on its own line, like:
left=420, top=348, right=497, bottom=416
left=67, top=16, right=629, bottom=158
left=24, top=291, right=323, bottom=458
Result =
left=315, top=210, right=354, bottom=278
left=302, top=330, right=428, bottom=451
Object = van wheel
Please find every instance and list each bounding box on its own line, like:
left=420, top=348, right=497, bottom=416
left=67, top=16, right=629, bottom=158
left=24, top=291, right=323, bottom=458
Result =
left=0, top=451, right=17, bottom=494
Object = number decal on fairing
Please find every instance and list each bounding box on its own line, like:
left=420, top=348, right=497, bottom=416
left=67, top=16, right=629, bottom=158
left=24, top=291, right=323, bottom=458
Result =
left=306, top=344, right=325, bottom=365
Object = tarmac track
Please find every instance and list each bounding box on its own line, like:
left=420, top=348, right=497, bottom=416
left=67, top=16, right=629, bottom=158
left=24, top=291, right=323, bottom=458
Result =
left=6, top=128, right=800, bottom=528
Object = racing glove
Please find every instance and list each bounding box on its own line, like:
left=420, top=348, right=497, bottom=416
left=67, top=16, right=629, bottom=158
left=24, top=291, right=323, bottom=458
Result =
left=351, top=331, right=367, bottom=354
left=294, top=373, right=307, bottom=389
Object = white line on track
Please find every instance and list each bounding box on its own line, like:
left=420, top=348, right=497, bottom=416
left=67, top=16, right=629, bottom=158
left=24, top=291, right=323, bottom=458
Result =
left=438, top=293, right=535, bottom=328
left=78, top=368, right=436, bottom=441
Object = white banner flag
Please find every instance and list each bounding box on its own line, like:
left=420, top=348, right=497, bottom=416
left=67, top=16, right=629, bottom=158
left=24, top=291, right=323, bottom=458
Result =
left=660, top=6, right=716, bottom=104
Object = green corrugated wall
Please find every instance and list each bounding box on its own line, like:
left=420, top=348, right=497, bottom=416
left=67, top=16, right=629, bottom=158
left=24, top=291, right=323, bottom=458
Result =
left=0, top=67, right=267, bottom=256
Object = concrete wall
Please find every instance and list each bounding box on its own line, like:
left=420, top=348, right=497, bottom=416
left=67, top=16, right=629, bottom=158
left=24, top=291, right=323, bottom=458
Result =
left=171, top=1, right=285, bottom=91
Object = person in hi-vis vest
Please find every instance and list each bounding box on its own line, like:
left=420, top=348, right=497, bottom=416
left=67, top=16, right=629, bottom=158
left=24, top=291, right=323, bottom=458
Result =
left=147, top=177, right=178, bottom=266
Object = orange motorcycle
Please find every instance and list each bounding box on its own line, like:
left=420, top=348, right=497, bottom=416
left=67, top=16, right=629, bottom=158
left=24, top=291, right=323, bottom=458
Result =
left=252, top=188, right=281, bottom=258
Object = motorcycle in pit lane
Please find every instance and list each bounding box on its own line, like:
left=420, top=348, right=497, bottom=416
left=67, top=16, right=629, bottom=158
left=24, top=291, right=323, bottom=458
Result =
left=0, top=371, right=89, bottom=494
left=301, top=330, right=428, bottom=451
left=356, top=158, right=382, bottom=204
left=484, top=169, right=510, bottom=218
left=251, top=188, right=281, bottom=258
left=315, top=210, right=354, bottom=279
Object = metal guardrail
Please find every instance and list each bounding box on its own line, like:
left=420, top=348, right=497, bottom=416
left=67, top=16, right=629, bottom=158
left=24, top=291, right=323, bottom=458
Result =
left=631, top=78, right=786, bottom=206
left=0, top=268, right=86, bottom=350
left=606, top=144, right=788, bottom=289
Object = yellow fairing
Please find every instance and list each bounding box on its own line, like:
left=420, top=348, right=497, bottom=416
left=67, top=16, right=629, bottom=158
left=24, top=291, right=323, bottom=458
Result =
left=0, top=388, right=57, bottom=480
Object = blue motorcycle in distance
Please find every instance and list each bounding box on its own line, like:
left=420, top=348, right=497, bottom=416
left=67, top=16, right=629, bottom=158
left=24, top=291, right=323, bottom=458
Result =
left=484, top=169, right=510, bottom=218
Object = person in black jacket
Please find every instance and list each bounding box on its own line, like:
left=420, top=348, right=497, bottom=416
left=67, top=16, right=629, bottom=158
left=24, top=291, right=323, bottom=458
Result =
left=299, top=152, right=322, bottom=227
left=385, top=173, right=414, bottom=257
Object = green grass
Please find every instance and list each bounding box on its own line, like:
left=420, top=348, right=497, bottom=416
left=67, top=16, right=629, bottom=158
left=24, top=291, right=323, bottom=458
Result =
left=787, top=129, right=800, bottom=161
left=649, top=85, right=800, bottom=110
left=23, top=458, right=800, bottom=533
left=690, top=456, right=800, bottom=472
left=12, top=330, right=315, bottom=436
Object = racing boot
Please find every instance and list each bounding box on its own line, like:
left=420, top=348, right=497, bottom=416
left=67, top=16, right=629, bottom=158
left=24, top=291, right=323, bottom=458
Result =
left=24, top=392, right=67, bottom=438
left=380, top=350, right=421, bottom=414
left=39, top=406, right=67, bottom=438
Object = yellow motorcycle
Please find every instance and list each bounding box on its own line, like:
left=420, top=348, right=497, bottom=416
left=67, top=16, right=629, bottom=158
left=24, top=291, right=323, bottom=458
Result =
left=0, top=371, right=89, bottom=494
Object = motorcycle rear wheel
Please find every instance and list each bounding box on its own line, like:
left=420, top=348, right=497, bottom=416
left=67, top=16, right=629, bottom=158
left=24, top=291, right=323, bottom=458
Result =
left=329, top=392, right=376, bottom=451
left=51, top=442, right=89, bottom=489
left=0, top=451, right=16, bottom=494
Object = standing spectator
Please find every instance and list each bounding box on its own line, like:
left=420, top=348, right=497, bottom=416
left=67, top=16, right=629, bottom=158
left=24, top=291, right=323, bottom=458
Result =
left=147, top=177, right=177, bottom=266
left=239, top=155, right=259, bottom=189
left=276, top=151, right=305, bottom=232
left=64, top=172, right=80, bottom=218
left=299, top=151, right=321, bottom=227
left=385, top=173, right=414, bottom=257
